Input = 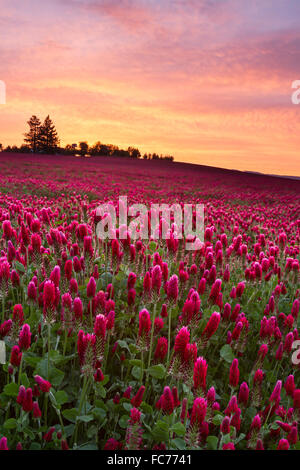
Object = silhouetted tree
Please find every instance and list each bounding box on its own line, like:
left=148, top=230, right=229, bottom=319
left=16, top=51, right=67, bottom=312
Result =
left=19, top=144, right=30, bottom=153
left=109, top=145, right=120, bottom=156
left=24, top=115, right=42, bottom=152
left=116, top=149, right=130, bottom=158
left=79, top=141, right=89, bottom=156
left=127, top=147, right=141, bottom=158
left=0, top=143, right=3, bottom=152
left=39, top=115, right=59, bottom=153
left=100, top=144, right=110, bottom=156
left=63, top=144, right=76, bottom=156
left=21, top=118, right=174, bottom=162
left=89, top=141, right=102, bottom=156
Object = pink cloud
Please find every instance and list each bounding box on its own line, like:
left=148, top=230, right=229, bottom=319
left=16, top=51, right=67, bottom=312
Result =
left=0, top=0, right=300, bottom=175
left=84, top=0, right=154, bottom=31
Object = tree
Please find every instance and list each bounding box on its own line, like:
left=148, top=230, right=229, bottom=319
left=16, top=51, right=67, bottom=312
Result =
left=19, top=144, right=30, bottom=153
left=127, top=147, right=141, bottom=158
left=109, top=145, right=119, bottom=156
left=99, top=144, right=110, bottom=156
left=39, top=115, right=59, bottom=153
left=79, top=142, right=89, bottom=156
left=89, top=141, right=102, bottom=156
left=63, top=144, right=76, bottom=156
left=0, top=143, right=3, bottom=152
left=24, top=115, right=41, bottom=152
left=117, top=149, right=130, bottom=158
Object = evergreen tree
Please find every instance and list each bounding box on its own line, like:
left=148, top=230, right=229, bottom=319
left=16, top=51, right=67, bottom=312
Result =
left=24, top=115, right=41, bottom=152
left=39, top=115, right=59, bottom=153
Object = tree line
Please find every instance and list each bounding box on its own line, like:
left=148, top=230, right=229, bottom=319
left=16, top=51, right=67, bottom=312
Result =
left=0, top=115, right=174, bottom=162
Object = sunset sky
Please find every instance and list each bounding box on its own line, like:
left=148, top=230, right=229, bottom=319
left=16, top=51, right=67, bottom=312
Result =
left=0, top=0, right=300, bottom=176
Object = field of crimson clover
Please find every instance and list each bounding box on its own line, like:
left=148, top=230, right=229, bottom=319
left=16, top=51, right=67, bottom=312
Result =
left=0, top=152, right=299, bottom=451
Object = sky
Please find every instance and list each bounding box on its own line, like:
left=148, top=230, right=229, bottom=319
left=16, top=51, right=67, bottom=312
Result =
left=0, top=0, right=300, bottom=176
